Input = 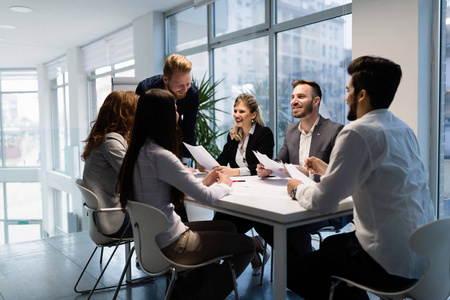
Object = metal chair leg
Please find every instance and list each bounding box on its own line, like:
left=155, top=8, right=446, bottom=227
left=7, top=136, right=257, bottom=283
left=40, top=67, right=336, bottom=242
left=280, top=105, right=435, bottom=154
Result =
left=329, top=280, right=340, bottom=300
left=74, top=246, right=100, bottom=293
left=113, top=246, right=135, bottom=300
left=259, top=241, right=268, bottom=285
left=88, top=241, right=131, bottom=299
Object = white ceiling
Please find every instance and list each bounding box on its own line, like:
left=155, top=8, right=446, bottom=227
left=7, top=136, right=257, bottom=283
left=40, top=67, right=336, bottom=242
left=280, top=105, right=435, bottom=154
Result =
left=0, top=0, right=190, bottom=69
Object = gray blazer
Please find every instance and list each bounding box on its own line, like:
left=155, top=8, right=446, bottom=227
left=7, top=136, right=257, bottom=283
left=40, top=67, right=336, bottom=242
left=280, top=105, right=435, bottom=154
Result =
left=82, top=132, right=127, bottom=235
left=276, top=115, right=343, bottom=182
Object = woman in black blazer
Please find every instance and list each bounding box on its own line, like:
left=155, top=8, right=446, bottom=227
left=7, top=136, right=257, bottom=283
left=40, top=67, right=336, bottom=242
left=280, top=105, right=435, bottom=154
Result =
left=213, top=93, right=274, bottom=176
left=212, top=93, right=274, bottom=275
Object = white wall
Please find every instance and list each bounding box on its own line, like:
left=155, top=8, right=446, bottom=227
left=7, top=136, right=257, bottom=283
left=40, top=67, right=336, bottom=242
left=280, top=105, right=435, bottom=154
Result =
left=352, top=0, right=439, bottom=209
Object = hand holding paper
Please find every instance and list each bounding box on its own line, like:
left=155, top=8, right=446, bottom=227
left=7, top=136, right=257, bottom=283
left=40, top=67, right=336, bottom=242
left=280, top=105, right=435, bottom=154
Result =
left=183, top=143, right=220, bottom=171
left=253, top=151, right=288, bottom=178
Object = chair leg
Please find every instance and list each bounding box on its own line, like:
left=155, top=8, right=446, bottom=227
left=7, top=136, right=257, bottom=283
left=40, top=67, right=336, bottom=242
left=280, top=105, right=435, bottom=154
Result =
left=329, top=280, right=340, bottom=300
left=259, top=241, right=268, bottom=285
left=100, top=247, right=104, bottom=263
left=165, top=267, right=178, bottom=300
left=125, top=242, right=132, bottom=283
left=88, top=242, right=130, bottom=299
left=113, top=246, right=135, bottom=300
left=74, top=246, right=100, bottom=294
left=225, top=259, right=239, bottom=300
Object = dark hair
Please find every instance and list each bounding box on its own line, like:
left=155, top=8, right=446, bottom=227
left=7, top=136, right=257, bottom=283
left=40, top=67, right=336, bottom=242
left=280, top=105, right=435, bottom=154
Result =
left=292, top=79, right=322, bottom=99
left=82, top=90, right=138, bottom=160
left=117, top=89, right=184, bottom=210
left=347, top=56, right=402, bottom=109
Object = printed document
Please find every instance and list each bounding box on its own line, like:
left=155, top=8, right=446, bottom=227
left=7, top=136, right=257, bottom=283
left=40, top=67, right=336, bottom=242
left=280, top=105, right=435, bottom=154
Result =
left=184, top=143, right=220, bottom=171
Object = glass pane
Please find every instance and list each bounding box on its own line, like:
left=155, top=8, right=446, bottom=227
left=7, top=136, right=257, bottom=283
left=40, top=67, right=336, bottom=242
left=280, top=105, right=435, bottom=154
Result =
left=214, top=37, right=269, bottom=149
left=115, top=69, right=135, bottom=77
left=0, top=70, right=38, bottom=92
left=8, top=223, right=41, bottom=243
left=114, top=59, right=135, bottom=70
left=6, top=182, right=42, bottom=219
left=54, top=190, right=69, bottom=234
left=2, top=93, right=40, bottom=167
left=214, top=0, right=265, bottom=37
left=52, top=87, right=66, bottom=171
left=168, top=6, right=207, bottom=53
left=186, top=52, right=209, bottom=85
left=0, top=222, right=4, bottom=245
left=276, top=0, right=352, bottom=24
left=0, top=184, right=4, bottom=219
left=276, top=15, right=352, bottom=153
left=95, top=75, right=112, bottom=114
left=441, top=0, right=450, bottom=219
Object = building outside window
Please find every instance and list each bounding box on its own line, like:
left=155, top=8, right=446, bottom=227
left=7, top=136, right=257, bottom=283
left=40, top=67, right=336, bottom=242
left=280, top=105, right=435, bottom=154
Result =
left=166, top=0, right=352, bottom=152
left=0, top=70, right=42, bottom=245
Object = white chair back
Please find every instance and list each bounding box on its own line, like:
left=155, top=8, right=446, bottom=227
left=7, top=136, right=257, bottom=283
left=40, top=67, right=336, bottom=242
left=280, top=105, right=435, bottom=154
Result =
left=75, top=179, right=113, bottom=245
left=408, top=218, right=450, bottom=300
left=126, top=201, right=176, bottom=274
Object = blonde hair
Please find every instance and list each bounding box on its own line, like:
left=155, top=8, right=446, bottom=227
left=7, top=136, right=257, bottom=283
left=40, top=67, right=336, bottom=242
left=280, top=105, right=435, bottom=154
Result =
left=163, top=54, right=193, bottom=79
left=230, top=93, right=265, bottom=141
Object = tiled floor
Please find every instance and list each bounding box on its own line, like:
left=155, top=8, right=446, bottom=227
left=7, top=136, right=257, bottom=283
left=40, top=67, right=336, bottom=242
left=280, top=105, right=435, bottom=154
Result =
left=0, top=224, right=376, bottom=300
left=0, top=231, right=301, bottom=300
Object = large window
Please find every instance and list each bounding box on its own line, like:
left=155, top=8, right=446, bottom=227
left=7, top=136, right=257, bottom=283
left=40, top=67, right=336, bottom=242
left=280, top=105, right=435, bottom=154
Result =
left=166, top=0, right=352, bottom=152
left=214, top=37, right=270, bottom=148
left=0, top=71, right=40, bottom=167
left=0, top=70, right=42, bottom=245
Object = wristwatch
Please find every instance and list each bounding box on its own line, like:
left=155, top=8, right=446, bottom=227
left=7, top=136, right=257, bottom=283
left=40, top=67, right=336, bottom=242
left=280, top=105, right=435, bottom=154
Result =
left=290, top=186, right=297, bottom=200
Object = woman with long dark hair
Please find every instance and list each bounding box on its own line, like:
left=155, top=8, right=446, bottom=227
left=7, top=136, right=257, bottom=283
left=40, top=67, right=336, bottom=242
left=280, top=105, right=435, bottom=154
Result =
left=117, top=89, right=255, bottom=300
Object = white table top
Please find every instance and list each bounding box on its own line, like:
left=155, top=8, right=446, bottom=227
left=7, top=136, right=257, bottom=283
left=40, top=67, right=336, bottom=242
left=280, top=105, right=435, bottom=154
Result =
left=187, top=175, right=353, bottom=227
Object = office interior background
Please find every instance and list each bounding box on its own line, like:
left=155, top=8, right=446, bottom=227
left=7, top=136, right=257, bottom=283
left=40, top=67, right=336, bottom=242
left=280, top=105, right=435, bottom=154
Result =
left=0, top=0, right=447, bottom=245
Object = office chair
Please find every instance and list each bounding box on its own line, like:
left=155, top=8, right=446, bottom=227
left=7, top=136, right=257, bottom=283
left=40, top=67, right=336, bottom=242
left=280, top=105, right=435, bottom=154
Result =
left=74, top=179, right=134, bottom=298
left=113, top=201, right=240, bottom=300
left=329, top=218, right=450, bottom=300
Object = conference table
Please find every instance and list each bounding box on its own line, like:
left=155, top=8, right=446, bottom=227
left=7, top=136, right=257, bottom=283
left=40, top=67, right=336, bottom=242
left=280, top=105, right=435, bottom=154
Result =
left=185, top=175, right=353, bottom=300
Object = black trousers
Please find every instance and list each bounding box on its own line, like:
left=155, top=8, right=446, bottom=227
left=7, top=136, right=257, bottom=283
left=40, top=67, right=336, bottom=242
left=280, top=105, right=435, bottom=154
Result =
left=287, top=231, right=417, bottom=300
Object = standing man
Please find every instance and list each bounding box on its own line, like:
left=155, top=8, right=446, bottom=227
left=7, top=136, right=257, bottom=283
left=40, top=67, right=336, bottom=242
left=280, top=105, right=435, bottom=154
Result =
left=136, top=54, right=199, bottom=165
left=287, top=56, right=435, bottom=299
left=255, top=79, right=347, bottom=259
left=136, top=54, right=199, bottom=222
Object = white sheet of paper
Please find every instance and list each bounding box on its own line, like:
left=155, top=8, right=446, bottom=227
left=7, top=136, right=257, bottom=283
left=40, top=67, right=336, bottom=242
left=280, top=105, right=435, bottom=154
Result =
left=284, top=164, right=316, bottom=186
left=253, top=151, right=288, bottom=178
left=183, top=143, right=220, bottom=171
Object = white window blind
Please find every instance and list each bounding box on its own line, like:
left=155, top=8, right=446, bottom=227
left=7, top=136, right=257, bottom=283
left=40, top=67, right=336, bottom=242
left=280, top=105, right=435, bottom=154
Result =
left=45, top=56, right=68, bottom=80
left=82, top=26, right=134, bottom=72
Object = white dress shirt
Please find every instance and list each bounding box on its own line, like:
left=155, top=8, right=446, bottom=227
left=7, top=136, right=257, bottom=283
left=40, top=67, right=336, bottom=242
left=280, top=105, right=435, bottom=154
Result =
left=298, top=117, right=319, bottom=180
left=133, top=139, right=231, bottom=249
left=235, top=123, right=256, bottom=176
left=295, top=109, right=435, bottom=278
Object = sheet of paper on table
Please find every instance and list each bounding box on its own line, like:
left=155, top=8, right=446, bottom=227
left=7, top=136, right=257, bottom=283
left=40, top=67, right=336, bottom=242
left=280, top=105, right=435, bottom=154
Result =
left=183, top=142, right=220, bottom=171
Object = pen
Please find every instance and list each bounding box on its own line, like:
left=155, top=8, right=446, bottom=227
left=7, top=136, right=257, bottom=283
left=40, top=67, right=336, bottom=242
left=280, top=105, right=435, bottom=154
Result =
left=232, top=180, right=245, bottom=182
